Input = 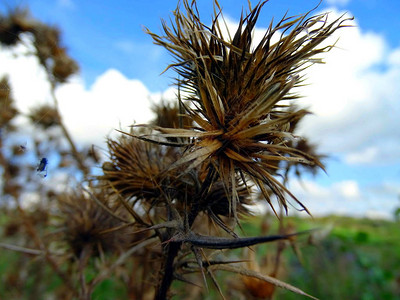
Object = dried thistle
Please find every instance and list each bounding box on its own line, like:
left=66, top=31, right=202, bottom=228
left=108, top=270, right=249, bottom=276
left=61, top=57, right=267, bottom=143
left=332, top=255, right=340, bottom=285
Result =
left=282, top=104, right=327, bottom=180
left=102, top=127, right=254, bottom=236
left=28, top=104, right=60, bottom=128
left=102, top=133, right=182, bottom=204
left=151, top=100, right=192, bottom=130
left=57, top=189, right=131, bottom=258
left=100, top=1, right=352, bottom=298
left=0, top=8, right=78, bottom=84
left=33, top=24, right=79, bottom=83
left=142, top=0, right=351, bottom=218
left=51, top=46, right=79, bottom=83
left=0, top=8, right=34, bottom=46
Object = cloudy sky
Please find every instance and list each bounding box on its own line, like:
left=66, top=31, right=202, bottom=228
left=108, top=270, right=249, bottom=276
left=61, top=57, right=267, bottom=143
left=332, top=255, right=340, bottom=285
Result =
left=1, top=0, right=399, bottom=219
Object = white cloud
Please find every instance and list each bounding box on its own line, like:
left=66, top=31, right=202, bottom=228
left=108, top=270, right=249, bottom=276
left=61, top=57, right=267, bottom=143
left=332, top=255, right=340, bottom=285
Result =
left=0, top=42, right=175, bottom=146
left=114, top=40, right=136, bottom=54
left=219, top=11, right=400, bottom=167
left=0, top=36, right=52, bottom=112
left=57, top=0, right=76, bottom=9
left=344, top=147, right=379, bottom=164
left=334, top=180, right=361, bottom=199
left=344, top=143, right=400, bottom=165
left=285, top=178, right=397, bottom=219
left=57, top=69, right=178, bottom=144
left=367, top=181, right=400, bottom=198
left=388, top=48, right=400, bottom=65
left=294, top=10, right=400, bottom=166
left=56, top=69, right=154, bottom=144
left=326, top=0, right=351, bottom=5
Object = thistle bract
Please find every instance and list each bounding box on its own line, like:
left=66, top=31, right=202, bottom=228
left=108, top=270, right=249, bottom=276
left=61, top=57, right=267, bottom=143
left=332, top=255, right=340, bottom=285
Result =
left=141, top=0, right=350, bottom=217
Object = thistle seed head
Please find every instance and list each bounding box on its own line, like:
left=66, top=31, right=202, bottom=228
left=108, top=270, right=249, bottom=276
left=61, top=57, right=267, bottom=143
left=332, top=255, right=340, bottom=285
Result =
left=142, top=0, right=351, bottom=216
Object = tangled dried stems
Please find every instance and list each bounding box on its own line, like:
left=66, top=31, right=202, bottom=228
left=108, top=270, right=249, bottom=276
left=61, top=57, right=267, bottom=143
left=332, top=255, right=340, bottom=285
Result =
left=103, top=0, right=351, bottom=298
left=0, top=1, right=353, bottom=299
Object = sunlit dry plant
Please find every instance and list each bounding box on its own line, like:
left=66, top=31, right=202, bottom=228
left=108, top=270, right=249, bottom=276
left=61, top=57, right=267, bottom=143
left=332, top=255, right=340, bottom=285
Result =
left=0, top=76, right=20, bottom=199
left=102, top=129, right=253, bottom=234
left=286, top=138, right=326, bottom=180
left=0, top=1, right=353, bottom=299
left=112, top=1, right=351, bottom=298
left=281, top=104, right=327, bottom=181
left=0, top=8, right=78, bottom=84
left=143, top=0, right=351, bottom=218
left=54, top=188, right=161, bottom=299
left=102, top=132, right=182, bottom=204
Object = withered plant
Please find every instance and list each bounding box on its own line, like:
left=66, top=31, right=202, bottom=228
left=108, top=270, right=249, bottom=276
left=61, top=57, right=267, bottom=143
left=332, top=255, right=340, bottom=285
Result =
left=0, top=6, right=88, bottom=178
left=0, top=1, right=353, bottom=299
left=0, top=7, right=98, bottom=299
left=100, top=1, right=351, bottom=299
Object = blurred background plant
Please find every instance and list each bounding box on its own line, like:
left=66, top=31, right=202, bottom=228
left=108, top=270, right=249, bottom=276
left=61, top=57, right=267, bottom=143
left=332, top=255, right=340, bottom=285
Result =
left=394, top=196, right=400, bottom=222
left=1, top=1, right=399, bottom=300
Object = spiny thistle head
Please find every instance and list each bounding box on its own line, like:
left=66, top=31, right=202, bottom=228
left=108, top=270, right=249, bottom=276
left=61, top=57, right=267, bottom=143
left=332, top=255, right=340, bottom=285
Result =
left=142, top=0, right=351, bottom=217
left=57, top=189, right=131, bottom=257
left=101, top=133, right=182, bottom=204
left=151, top=100, right=192, bottom=130
left=101, top=132, right=253, bottom=230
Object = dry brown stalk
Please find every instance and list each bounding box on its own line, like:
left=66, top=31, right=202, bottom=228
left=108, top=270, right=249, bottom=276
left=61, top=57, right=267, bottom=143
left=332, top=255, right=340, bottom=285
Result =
left=0, top=1, right=353, bottom=299
left=104, top=1, right=352, bottom=298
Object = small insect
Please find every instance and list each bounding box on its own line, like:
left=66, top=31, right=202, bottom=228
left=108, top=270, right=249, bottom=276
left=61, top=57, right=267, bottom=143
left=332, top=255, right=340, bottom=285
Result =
left=19, top=141, right=27, bottom=152
left=37, top=157, right=48, bottom=177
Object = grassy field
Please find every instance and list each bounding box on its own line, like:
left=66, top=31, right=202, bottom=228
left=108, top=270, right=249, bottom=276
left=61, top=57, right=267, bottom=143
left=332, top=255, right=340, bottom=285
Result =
left=263, top=216, right=400, bottom=300
left=1, top=214, right=399, bottom=299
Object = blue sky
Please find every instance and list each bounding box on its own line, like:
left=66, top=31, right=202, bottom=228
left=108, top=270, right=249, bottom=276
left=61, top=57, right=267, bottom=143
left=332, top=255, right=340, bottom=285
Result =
left=1, top=0, right=400, bottom=219
left=14, top=0, right=400, bottom=91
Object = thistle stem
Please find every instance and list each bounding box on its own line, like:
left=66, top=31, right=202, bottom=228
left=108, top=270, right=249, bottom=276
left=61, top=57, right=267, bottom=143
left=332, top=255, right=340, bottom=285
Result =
left=155, top=165, right=216, bottom=299
left=155, top=241, right=182, bottom=300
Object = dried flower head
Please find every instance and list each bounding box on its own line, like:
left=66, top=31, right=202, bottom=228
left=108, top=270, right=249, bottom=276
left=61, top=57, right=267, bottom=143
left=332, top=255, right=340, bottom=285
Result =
left=29, top=104, right=60, bottom=128
left=51, top=46, right=79, bottom=83
left=151, top=100, right=192, bottom=130
left=2, top=182, right=21, bottom=198
left=101, top=133, right=182, bottom=204
left=0, top=8, right=78, bottom=83
left=102, top=129, right=253, bottom=234
left=0, top=8, right=33, bottom=46
left=33, top=24, right=79, bottom=83
left=288, top=138, right=326, bottom=179
left=143, top=0, right=351, bottom=217
left=57, top=189, right=131, bottom=257
left=282, top=104, right=327, bottom=179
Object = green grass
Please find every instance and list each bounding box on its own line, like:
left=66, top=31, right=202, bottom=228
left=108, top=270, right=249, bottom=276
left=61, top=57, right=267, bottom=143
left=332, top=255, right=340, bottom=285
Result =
left=272, top=216, right=400, bottom=300
left=1, top=214, right=399, bottom=299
